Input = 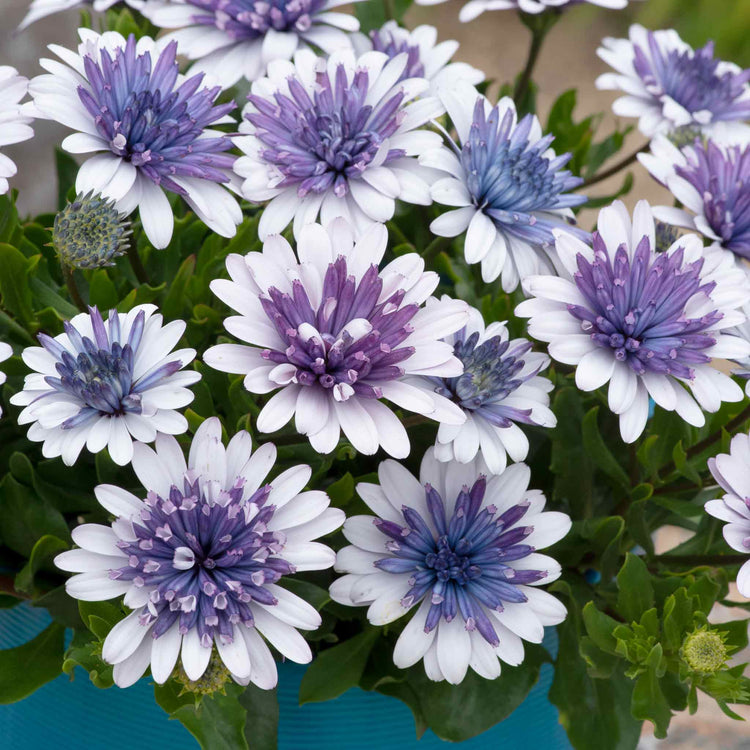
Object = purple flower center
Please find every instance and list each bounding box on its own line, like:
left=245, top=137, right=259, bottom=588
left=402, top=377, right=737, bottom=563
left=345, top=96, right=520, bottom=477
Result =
left=369, top=30, right=424, bottom=82
left=432, top=332, right=537, bottom=427
left=37, top=307, right=181, bottom=429
left=77, top=35, right=236, bottom=196
left=675, top=140, right=750, bottom=259
left=260, top=255, right=418, bottom=400
left=373, top=477, right=546, bottom=646
left=110, top=476, right=291, bottom=646
left=461, top=98, right=586, bottom=247
left=246, top=64, right=407, bottom=198
left=567, top=233, right=721, bottom=379
left=188, top=0, right=327, bottom=40
left=632, top=35, right=750, bottom=122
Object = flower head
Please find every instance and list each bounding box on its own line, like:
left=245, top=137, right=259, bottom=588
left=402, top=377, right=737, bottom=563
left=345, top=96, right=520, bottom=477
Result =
left=18, top=1, right=143, bottom=31
left=142, top=0, right=362, bottom=89
left=423, top=85, right=587, bottom=291
left=55, top=418, right=344, bottom=688
left=733, top=296, right=750, bottom=396
left=0, top=342, right=12, bottom=418
left=53, top=192, right=131, bottom=269
left=597, top=25, right=750, bottom=139
left=234, top=48, right=444, bottom=240
left=0, top=67, right=34, bottom=195
left=415, top=303, right=555, bottom=474
left=204, top=219, right=468, bottom=458
left=353, top=22, right=484, bottom=94
left=517, top=200, right=750, bottom=443
left=639, top=135, right=750, bottom=261
left=10, top=305, right=200, bottom=466
left=704, top=431, right=750, bottom=598
left=29, top=30, right=241, bottom=249
left=330, top=451, right=571, bottom=684
left=415, top=0, right=635, bottom=22
left=681, top=627, right=729, bottom=674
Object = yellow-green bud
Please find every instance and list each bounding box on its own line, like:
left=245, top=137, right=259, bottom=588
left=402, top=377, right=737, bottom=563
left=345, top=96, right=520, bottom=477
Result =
left=173, top=651, right=231, bottom=697
left=681, top=628, right=728, bottom=674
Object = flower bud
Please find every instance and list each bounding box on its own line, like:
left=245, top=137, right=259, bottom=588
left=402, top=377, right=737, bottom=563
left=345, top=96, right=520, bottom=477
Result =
left=173, top=650, right=231, bottom=697
left=681, top=627, right=728, bottom=674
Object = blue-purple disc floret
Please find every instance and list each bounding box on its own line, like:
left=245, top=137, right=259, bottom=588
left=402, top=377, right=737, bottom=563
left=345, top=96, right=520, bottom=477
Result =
left=369, top=29, right=424, bottom=81
left=187, top=0, right=328, bottom=40
left=632, top=35, right=750, bottom=125
left=675, top=140, right=750, bottom=259
left=567, top=232, right=721, bottom=379
left=78, top=34, right=236, bottom=196
left=246, top=64, right=406, bottom=198
left=38, top=306, right=181, bottom=429
left=462, top=98, right=587, bottom=247
left=373, top=477, right=547, bottom=646
left=111, top=475, right=291, bottom=646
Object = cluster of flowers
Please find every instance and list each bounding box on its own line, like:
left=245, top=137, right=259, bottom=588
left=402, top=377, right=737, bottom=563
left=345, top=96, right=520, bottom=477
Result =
left=1, top=0, right=750, bottom=697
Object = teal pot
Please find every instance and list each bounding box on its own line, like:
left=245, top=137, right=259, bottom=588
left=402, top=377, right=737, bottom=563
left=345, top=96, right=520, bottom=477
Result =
left=0, top=604, right=571, bottom=749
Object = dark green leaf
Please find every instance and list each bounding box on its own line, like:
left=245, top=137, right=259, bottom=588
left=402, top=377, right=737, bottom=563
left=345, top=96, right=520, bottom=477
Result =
left=616, top=554, right=654, bottom=623
left=14, top=534, right=69, bottom=596
left=238, top=683, right=279, bottom=750
left=582, top=406, right=630, bottom=490
left=55, top=148, right=79, bottom=210
left=0, top=243, right=35, bottom=328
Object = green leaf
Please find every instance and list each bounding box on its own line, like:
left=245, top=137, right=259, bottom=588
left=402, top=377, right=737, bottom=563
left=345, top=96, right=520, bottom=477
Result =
left=0, top=622, right=65, bottom=703
left=354, top=0, right=412, bottom=32
left=55, top=148, right=79, bottom=210
left=616, top=554, right=654, bottom=623
left=299, top=628, right=380, bottom=704
left=282, top=578, right=330, bottom=612
left=672, top=440, right=702, bottom=486
left=582, top=601, right=620, bottom=655
left=88, top=269, right=119, bottom=309
left=14, top=534, right=69, bottom=596
left=632, top=664, right=672, bottom=738
left=0, top=243, right=35, bottom=328
left=582, top=406, right=630, bottom=490
left=662, top=588, right=694, bottom=651
left=238, top=683, right=279, bottom=750
left=326, top=472, right=355, bottom=507
left=163, top=254, right=196, bottom=319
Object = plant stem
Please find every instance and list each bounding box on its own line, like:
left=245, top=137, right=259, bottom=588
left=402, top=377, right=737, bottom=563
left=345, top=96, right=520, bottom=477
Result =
left=63, top=264, right=86, bottom=312
left=580, top=142, right=650, bottom=189
left=514, top=18, right=552, bottom=109
left=127, top=243, right=149, bottom=285
left=652, top=554, right=748, bottom=567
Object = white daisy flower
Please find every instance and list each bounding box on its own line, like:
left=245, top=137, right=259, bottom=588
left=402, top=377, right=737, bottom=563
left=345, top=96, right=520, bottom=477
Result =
left=0, top=342, right=12, bottom=418
left=18, top=1, right=144, bottom=31
left=705, top=432, right=750, bottom=598
left=28, top=29, right=242, bottom=250
left=596, top=25, right=750, bottom=139
left=10, top=305, right=200, bottom=466
left=330, top=450, right=571, bottom=684
left=141, top=0, right=363, bottom=89
left=203, top=219, right=469, bottom=458
left=55, top=417, right=345, bottom=688
left=351, top=21, right=484, bottom=95
left=415, top=0, right=634, bottom=22
left=516, top=200, right=750, bottom=443
left=234, top=47, right=445, bottom=240
left=0, top=67, right=34, bottom=195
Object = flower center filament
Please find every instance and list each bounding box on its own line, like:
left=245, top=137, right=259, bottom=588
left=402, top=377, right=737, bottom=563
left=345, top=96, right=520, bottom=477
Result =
left=568, top=233, right=720, bottom=379
left=260, top=255, right=418, bottom=401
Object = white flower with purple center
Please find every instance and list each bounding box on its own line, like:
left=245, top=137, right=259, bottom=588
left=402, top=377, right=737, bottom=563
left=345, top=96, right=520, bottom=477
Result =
left=28, top=30, right=242, bottom=250
left=142, top=0, right=362, bottom=89
left=234, top=48, right=445, bottom=240
left=517, top=200, right=750, bottom=443
left=0, top=342, right=12, bottom=418
left=330, top=451, right=571, bottom=684
left=423, top=85, right=587, bottom=291
left=18, top=1, right=143, bottom=31
left=10, top=305, right=200, bottom=466
left=55, top=417, right=344, bottom=688
left=596, top=25, right=750, bottom=139
left=204, top=219, right=468, bottom=458
left=704, top=432, right=750, bottom=598
left=639, top=135, right=750, bottom=262
left=0, top=67, right=34, bottom=195
left=415, top=0, right=634, bottom=22
left=415, top=302, right=556, bottom=474
left=352, top=22, right=484, bottom=95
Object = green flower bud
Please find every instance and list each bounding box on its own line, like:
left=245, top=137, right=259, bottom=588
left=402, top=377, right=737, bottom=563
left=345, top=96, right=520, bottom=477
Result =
left=667, top=125, right=704, bottom=150
left=173, top=651, right=231, bottom=697
left=53, top=191, right=130, bottom=269
left=681, top=627, right=728, bottom=674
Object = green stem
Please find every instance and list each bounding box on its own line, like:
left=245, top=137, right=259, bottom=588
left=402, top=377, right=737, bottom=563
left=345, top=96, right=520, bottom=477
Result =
left=513, top=12, right=557, bottom=110
left=127, top=243, right=149, bottom=285
left=421, top=236, right=451, bottom=265
left=652, top=554, right=748, bottom=568
left=580, top=142, right=650, bottom=189
left=63, top=264, right=86, bottom=312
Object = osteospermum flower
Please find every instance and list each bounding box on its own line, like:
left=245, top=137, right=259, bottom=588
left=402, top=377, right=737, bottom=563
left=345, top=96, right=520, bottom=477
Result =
left=422, top=85, right=587, bottom=291
left=18, top=1, right=143, bottom=31
left=734, top=299, right=750, bottom=396
left=639, top=135, right=750, bottom=261
left=352, top=22, right=484, bottom=95
left=415, top=302, right=555, bottom=474
left=234, top=48, right=444, bottom=240
left=596, top=25, right=750, bottom=139
left=204, top=219, right=468, bottom=457
left=10, top=305, right=200, bottom=466
left=330, top=451, right=571, bottom=684
left=517, top=200, right=750, bottom=443
left=142, top=0, right=363, bottom=89
left=0, top=67, right=34, bottom=195
left=704, top=431, right=750, bottom=597
left=415, top=0, right=634, bottom=22
left=0, top=342, right=11, bottom=418
left=55, top=418, right=345, bottom=688
left=29, top=30, right=242, bottom=249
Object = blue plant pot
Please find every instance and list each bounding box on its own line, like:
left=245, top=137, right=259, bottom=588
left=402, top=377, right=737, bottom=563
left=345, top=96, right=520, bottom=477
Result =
left=0, top=604, right=571, bottom=749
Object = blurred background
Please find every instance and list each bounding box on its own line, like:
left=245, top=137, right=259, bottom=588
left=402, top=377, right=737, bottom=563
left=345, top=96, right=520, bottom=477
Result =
left=2, top=0, right=750, bottom=747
